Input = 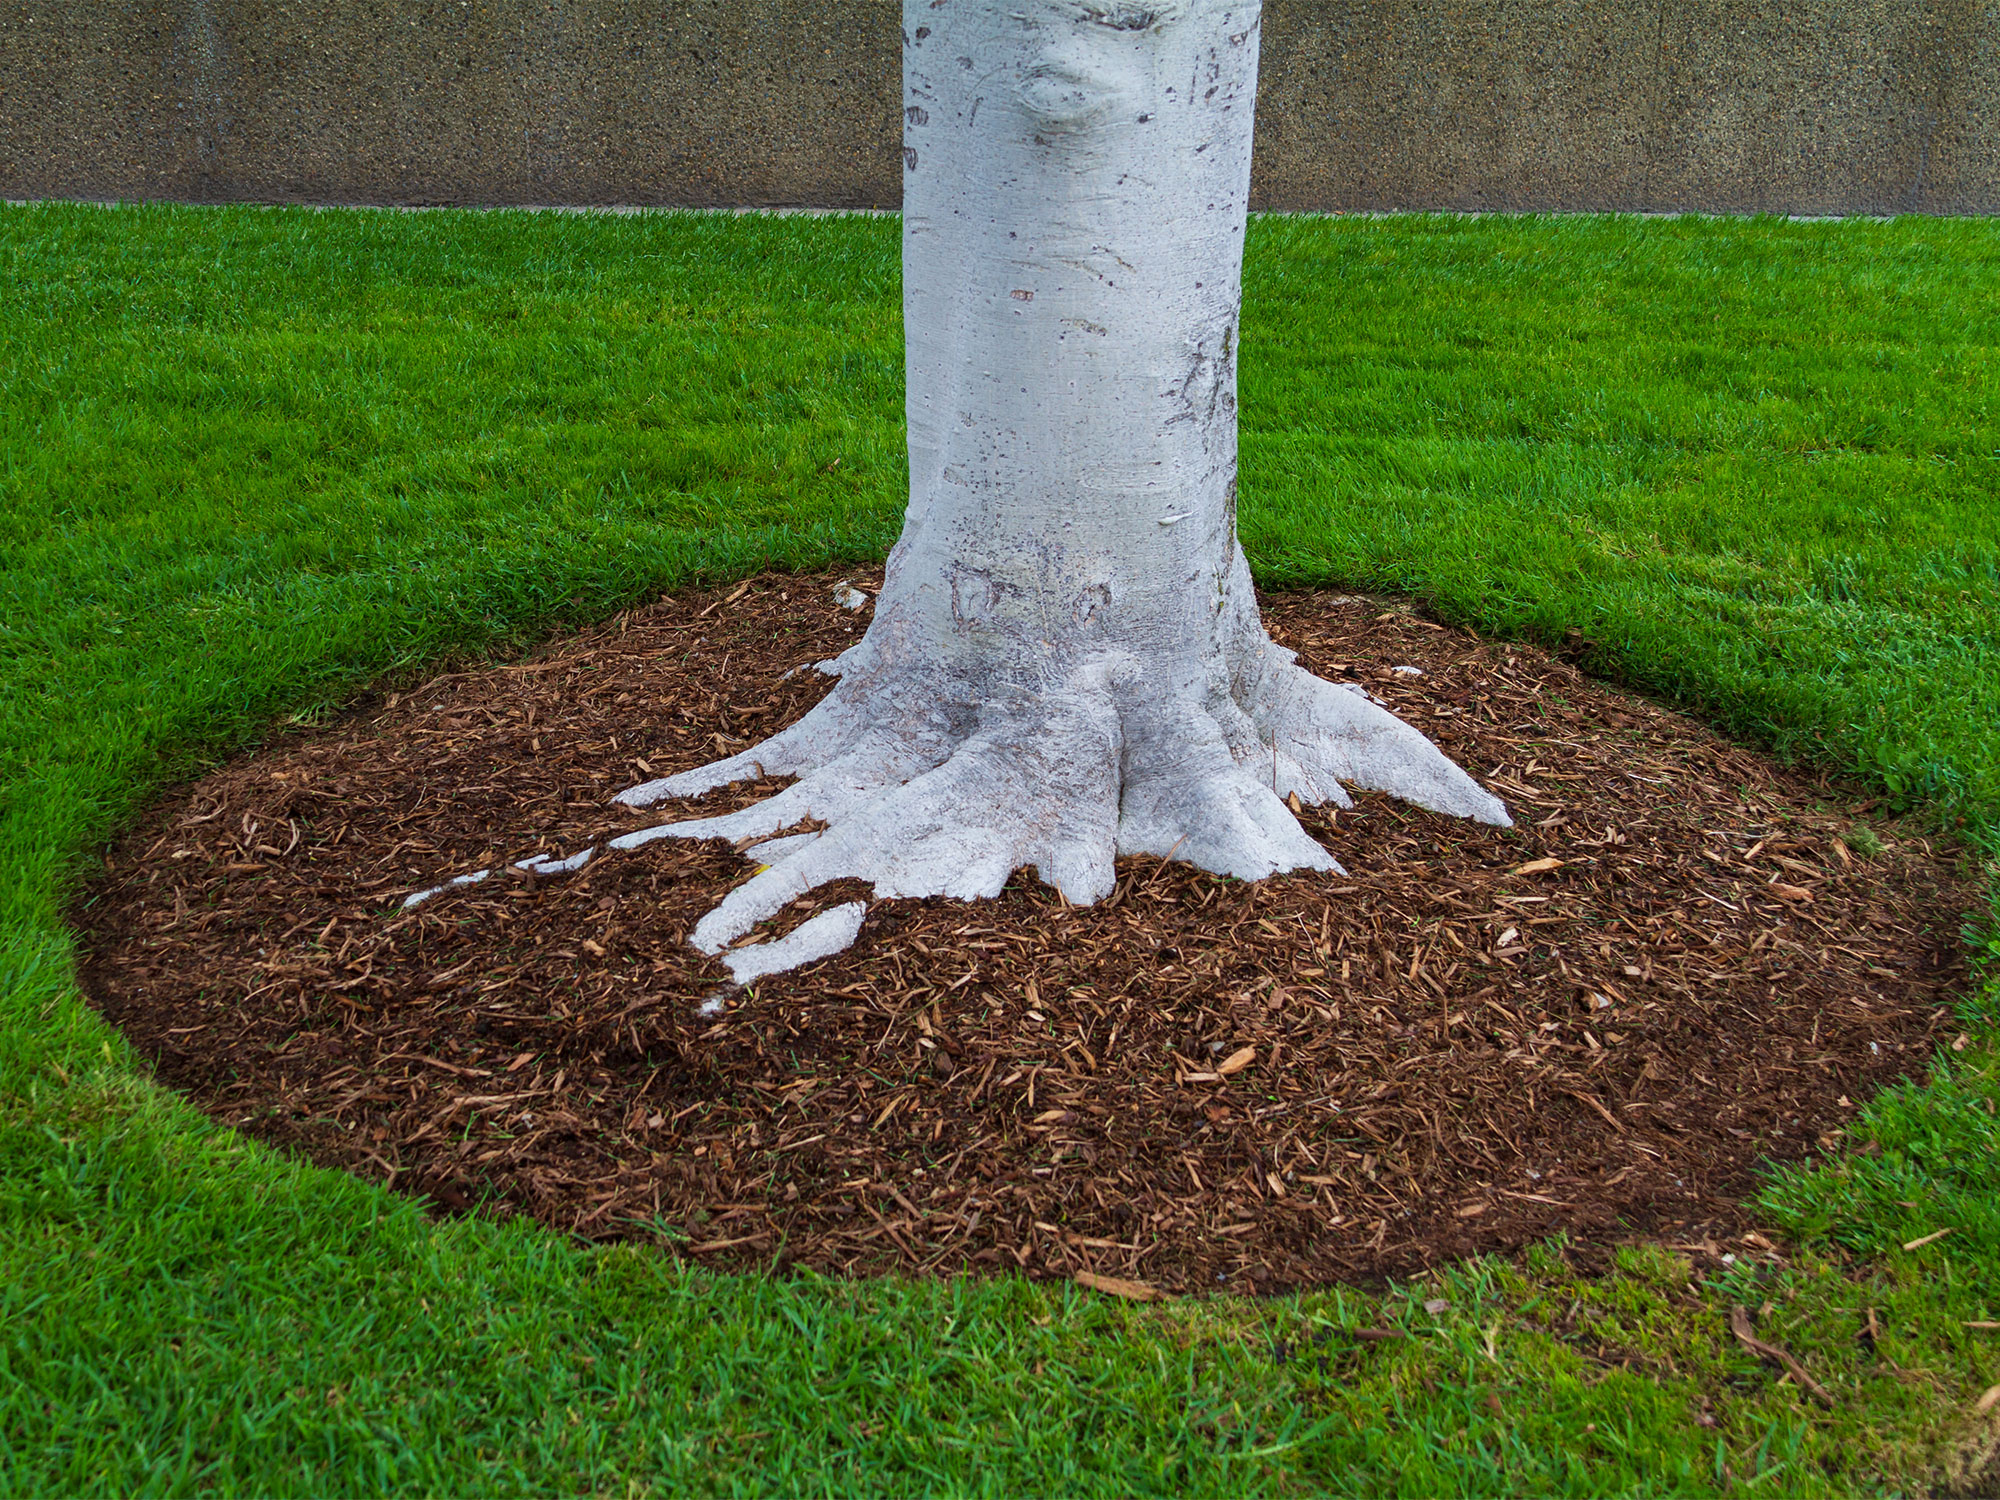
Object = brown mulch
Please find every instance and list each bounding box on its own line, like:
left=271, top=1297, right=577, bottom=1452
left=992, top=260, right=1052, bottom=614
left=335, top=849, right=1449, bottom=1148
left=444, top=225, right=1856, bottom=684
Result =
left=76, top=570, right=1973, bottom=1295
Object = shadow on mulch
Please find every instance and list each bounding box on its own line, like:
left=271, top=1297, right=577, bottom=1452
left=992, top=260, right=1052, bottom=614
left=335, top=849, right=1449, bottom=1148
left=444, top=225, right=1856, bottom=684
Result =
left=76, top=571, right=1975, bottom=1297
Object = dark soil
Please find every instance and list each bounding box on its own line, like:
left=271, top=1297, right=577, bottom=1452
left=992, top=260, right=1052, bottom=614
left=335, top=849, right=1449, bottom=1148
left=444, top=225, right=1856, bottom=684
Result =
left=76, top=571, right=1974, bottom=1296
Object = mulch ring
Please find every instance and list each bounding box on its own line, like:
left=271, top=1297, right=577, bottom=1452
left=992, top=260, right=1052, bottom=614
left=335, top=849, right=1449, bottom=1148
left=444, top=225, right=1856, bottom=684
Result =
left=77, top=569, right=1974, bottom=1296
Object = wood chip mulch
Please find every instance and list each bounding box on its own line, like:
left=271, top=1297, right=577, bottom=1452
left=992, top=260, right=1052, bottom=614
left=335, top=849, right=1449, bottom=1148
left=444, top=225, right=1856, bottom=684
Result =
left=76, top=570, right=1974, bottom=1295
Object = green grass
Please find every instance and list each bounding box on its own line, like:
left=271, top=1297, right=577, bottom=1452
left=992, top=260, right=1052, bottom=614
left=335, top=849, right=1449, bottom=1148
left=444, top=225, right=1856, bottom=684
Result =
left=3, top=202, right=1997, bottom=1495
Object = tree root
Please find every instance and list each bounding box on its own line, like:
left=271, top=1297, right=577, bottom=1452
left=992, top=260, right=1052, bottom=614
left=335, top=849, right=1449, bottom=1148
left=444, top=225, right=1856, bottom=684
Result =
left=601, top=643, right=1508, bottom=978
left=394, top=615, right=1507, bottom=982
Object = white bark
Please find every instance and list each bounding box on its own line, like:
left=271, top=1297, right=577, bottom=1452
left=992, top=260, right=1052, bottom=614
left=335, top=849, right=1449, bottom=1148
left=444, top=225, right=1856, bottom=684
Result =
left=721, top=903, right=870, bottom=985
left=617, top=0, right=1507, bottom=973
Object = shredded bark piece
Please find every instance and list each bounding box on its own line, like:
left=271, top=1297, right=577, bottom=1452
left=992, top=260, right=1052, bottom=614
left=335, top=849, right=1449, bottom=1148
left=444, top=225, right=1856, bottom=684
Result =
left=1730, top=1304, right=1836, bottom=1406
left=75, top=571, right=1973, bottom=1294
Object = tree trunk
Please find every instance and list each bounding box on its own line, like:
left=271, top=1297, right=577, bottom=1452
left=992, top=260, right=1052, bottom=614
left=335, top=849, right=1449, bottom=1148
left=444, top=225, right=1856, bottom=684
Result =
left=616, top=0, right=1507, bottom=968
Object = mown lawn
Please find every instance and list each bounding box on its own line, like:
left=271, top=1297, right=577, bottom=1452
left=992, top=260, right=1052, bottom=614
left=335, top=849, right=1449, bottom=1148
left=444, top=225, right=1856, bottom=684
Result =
left=2, top=202, right=1996, bottom=1495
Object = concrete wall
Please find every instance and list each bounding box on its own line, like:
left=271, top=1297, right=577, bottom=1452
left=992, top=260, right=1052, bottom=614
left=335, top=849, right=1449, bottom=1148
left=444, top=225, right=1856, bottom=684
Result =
left=3, top=0, right=1996, bottom=215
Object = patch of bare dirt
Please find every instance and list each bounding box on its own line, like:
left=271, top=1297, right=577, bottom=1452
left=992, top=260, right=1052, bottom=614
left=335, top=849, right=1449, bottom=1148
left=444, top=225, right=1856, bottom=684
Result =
left=76, top=571, right=1973, bottom=1295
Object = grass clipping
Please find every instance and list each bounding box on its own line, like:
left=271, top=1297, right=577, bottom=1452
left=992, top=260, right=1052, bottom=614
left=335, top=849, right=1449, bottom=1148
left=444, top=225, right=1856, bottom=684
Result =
left=78, top=572, right=1973, bottom=1294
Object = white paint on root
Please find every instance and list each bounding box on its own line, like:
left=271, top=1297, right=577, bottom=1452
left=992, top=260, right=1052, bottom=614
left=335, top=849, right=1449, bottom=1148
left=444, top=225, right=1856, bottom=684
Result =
left=721, top=902, right=870, bottom=985
left=400, top=847, right=594, bottom=911
left=743, top=831, right=822, bottom=865
left=516, top=847, right=595, bottom=876
left=400, top=868, right=491, bottom=909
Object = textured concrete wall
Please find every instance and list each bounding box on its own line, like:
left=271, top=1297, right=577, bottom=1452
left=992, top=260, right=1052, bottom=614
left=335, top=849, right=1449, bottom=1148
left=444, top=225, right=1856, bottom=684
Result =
left=1254, top=0, right=2000, bottom=213
left=3, top=0, right=1996, bottom=214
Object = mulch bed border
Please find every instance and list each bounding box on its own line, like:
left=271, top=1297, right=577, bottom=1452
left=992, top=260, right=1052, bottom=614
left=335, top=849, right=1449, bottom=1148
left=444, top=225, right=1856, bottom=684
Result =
left=76, top=571, right=1972, bottom=1295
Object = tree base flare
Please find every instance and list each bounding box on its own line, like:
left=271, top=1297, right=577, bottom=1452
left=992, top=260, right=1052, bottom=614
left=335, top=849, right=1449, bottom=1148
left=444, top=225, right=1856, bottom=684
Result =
left=613, top=600, right=1507, bottom=976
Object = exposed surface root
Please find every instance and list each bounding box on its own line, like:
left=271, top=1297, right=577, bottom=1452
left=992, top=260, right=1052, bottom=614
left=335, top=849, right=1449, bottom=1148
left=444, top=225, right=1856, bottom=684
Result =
left=684, top=685, right=1126, bottom=955
left=606, top=596, right=1508, bottom=978
left=722, top=902, right=868, bottom=985
left=1249, top=658, right=1512, bottom=825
